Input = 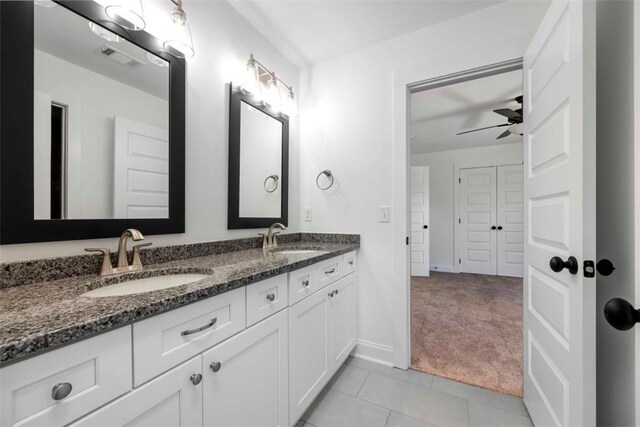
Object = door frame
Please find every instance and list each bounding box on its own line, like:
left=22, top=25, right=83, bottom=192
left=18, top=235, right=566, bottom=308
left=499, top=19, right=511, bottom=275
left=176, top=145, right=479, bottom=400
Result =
left=454, top=158, right=522, bottom=273
left=393, top=57, right=523, bottom=368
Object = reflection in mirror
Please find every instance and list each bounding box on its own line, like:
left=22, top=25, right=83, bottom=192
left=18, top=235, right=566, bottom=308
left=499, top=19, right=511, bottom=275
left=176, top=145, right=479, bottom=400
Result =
left=33, top=3, right=169, bottom=220
left=239, top=102, right=283, bottom=218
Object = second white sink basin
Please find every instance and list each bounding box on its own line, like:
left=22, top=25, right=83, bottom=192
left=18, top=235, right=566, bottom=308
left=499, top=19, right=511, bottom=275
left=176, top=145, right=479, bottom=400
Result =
left=82, top=273, right=211, bottom=298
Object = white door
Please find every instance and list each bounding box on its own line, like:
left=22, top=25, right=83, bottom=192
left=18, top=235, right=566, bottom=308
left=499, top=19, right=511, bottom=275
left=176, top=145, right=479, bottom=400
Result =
left=497, top=164, right=524, bottom=277
left=113, top=116, right=169, bottom=218
left=289, top=289, right=330, bottom=424
left=70, top=356, right=202, bottom=427
left=202, top=310, right=289, bottom=427
left=410, top=166, right=430, bottom=276
left=460, top=167, right=497, bottom=275
left=328, top=274, right=357, bottom=367
left=523, top=1, right=596, bottom=425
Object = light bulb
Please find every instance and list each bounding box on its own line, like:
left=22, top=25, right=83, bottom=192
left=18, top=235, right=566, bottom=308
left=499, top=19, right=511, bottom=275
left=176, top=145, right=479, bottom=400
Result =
left=163, top=2, right=195, bottom=58
left=105, top=0, right=146, bottom=31
left=265, top=75, right=282, bottom=112
left=242, top=56, right=260, bottom=95
left=282, top=88, right=297, bottom=117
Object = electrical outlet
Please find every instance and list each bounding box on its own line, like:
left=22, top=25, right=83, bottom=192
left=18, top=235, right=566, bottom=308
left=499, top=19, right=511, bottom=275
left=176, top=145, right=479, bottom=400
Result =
left=379, top=206, right=390, bottom=223
left=304, top=208, right=312, bottom=222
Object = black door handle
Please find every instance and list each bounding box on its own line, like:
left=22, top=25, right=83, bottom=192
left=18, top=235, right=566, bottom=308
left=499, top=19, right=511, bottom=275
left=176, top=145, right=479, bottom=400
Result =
left=549, top=256, right=579, bottom=275
left=497, top=226, right=503, bottom=230
left=491, top=226, right=497, bottom=230
left=604, top=298, right=640, bottom=331
left=423, top=225, right=428, bottom=229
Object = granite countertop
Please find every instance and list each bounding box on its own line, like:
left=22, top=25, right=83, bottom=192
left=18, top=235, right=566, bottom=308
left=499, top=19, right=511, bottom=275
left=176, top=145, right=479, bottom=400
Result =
left=0, top=239, right=358, bottom=366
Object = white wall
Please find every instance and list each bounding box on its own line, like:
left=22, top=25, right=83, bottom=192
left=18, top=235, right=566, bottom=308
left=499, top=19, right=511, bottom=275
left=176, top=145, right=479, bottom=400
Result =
left=595, top=1, right=636, bottom=425
left=299, top=1, right=548, bottom=364
left=411, top=143, right=523, bottom=272
left=0, top=0, right=300, bottom=262
left=34, top=49, right=169, bottom=219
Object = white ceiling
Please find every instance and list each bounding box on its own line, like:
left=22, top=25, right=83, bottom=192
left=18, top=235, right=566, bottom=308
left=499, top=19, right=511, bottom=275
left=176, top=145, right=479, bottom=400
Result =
left=35, top=2, right=169, bottom=100
left=410, top=69, right=523, bottom=154
left=227, top=0, right=504, bottom=66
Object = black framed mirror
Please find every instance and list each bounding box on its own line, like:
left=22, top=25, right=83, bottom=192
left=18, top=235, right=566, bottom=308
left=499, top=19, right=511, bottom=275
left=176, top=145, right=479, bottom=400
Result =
left=0, top=0, right=185, bottom=244
left=228, top=85, right=289, bottom=229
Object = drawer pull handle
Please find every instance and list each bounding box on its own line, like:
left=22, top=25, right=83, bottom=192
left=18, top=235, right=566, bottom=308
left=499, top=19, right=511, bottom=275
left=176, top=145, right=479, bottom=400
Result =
left=325, top=268, right=336, bottom=275
left=328, top=290, right=335, bottom=297
left=266, top=293, right=276, bottom=302
left=181, top=318, right=217, bottom=336
left=348, top=260, right=354, bottom=265
left=51, top=383, right=72, bottom=401
left=210, top=362, right=222, bottom=373
left=302, top=279, right=310, bottom=287
left=190, top=373, right=203, bottom=385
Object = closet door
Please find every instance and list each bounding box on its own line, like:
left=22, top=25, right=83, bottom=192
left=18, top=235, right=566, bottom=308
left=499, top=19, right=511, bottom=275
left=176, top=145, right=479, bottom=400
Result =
left=459, top=167, right=497, bottom=275
left=497, top=164, right=524, bottom=277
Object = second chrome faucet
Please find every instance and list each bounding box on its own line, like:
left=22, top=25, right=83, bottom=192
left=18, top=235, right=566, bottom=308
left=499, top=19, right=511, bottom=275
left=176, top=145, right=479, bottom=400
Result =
left=85, top=228, right=152, bottom=276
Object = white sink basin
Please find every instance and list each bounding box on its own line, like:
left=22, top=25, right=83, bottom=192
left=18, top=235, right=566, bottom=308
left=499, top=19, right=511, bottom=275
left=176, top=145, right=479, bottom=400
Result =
left=82, top=273, right=211, bottom=297
left=275, top=249, right=325, bottom=255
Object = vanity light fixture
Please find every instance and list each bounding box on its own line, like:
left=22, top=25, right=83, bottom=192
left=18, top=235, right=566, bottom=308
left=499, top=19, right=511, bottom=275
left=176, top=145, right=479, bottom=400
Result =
left=163, top=0, right=195, bottom=59
left=242, top=54, right=297, bottom=117
left=104, top=0, right=146, bottom=31
left=146, top=52, right=169, bottom=67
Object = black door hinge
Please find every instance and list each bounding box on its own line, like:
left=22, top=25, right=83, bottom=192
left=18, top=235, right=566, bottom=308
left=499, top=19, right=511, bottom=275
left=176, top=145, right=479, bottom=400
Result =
left=459, top=178, right=461, bottom=184
left=459, top=258, right=461, bottom=264
left=406, top=236, right=409, bottom=245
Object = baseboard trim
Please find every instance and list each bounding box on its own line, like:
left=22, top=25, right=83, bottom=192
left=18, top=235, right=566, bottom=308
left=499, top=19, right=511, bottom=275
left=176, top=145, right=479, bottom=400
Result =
left=430, top=265, right=457, bottom=273
left=352, top=339, right=395, bottom=367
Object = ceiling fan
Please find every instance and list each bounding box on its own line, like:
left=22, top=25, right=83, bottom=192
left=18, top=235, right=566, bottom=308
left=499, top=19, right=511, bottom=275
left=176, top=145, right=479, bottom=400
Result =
left=456, top=95, right=524, bottom=139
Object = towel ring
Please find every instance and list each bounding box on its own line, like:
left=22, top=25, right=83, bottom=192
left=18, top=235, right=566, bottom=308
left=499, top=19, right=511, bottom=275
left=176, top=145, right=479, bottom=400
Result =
left=316, top=170, right=334, bottom=190
left=264, top=175, right=279, bottom=193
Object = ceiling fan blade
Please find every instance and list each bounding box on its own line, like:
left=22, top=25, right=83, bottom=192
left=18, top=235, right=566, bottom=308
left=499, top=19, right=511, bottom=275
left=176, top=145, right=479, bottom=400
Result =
left=456, top=123, right=509, bottom=136
left=493, top=108, right=522, bottom=122
left=496, top=129, right=512, bottom=139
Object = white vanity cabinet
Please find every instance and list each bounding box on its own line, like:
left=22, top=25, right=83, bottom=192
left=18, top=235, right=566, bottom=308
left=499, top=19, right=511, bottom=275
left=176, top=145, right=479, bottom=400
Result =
left=289, top=254, right=358, bottom=424
left=1, top=251, right=357, bottom=427
left=69, top=356, right=203, bottom=427
left=202, top=309, right=289, bottom=427
left=0, top=327, right=132, bottom=427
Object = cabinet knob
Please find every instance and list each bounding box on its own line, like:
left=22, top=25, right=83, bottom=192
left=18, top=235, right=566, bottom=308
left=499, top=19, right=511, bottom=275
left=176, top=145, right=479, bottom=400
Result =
left=210, top=362, right=222, bottom=373
left=266, top=293, right=275, bottom=302
left=497, top=226, right=503, bottom=230
left=302, top=279, right=310, bottom=287
left=51, top=383, right=72, bottom=401
left=328, top=290, right=335, bottom=298
left=335, top=289, right=339, bottom=295
left=190, top=373, right=202, bottom=385
left=491, top=226, right=497, bottom=230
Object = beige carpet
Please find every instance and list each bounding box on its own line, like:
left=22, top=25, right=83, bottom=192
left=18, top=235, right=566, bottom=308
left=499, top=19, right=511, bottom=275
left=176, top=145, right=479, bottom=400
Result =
left=411, top=272, right=523, bottom=397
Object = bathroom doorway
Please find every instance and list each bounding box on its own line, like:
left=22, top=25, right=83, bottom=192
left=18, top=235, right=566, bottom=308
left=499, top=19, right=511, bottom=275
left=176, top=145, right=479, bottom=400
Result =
left=408, top=65, right=525, bottom=396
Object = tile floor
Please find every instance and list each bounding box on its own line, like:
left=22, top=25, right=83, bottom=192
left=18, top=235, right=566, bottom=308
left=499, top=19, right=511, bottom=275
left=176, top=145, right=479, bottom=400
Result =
left=298, top=357, right=533, bottom=427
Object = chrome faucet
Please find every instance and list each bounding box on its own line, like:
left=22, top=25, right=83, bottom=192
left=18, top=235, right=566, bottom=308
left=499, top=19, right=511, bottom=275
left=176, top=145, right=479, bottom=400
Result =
left=85, top=228, right=151, bottom=276
left=259, top=223, right=286, bottom=249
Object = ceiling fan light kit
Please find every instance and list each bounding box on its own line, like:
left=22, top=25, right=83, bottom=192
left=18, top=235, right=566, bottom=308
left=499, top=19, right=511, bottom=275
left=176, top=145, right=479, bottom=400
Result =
left=457, top=95, right=524, bottom=139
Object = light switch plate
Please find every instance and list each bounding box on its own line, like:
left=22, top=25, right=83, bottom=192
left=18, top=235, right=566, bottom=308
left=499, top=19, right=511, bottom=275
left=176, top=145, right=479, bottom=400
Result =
left=304, top=208, right=312, bottom=222
left=379, top=206, right=390, bottom=223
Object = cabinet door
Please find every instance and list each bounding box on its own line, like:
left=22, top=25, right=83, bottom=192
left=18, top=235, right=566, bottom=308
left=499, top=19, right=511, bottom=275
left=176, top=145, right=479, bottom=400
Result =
left=328, top=273, right=357, bottom=368
left=496, top=164, right=524, bottom=277
left=288, top=288, right=330, bottom=423
left=70, top=357, right=202, bottom=427
left=203, top=309, right=289, bottom=427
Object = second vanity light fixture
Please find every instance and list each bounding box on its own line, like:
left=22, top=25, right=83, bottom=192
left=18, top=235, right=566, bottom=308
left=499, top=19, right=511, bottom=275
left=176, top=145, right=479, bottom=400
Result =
left=243, top=54, right=297, bottom=117
left=92, top=0, right=195, bottom=58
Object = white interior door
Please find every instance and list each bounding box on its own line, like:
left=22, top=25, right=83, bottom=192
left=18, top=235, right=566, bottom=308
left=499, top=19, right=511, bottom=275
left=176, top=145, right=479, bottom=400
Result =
left=113, top=116, right=169, bottom=218
left=497, top=164, right=524, bottom=277
left=523, top=0, right=596, bottom=425
left=410, top=166, right=430, bottom=276
left=459, top=167, right=497, bottom=275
